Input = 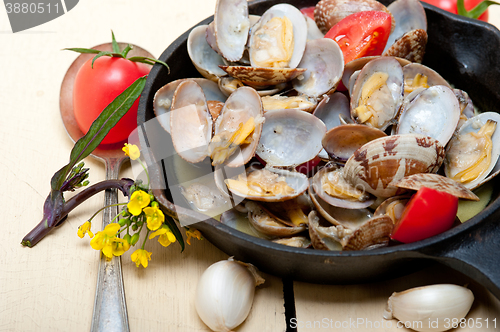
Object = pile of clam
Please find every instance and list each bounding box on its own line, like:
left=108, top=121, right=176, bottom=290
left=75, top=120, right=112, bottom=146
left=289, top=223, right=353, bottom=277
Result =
left=153, top=0, right=500, bottom=250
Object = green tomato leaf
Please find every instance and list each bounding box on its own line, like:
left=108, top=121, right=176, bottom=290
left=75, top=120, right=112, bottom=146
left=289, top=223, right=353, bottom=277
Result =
left=457, top=0, right=499, bottom=18
left=127, top=56, right=170, bottom=73
left=121, top=44, right=133, bottom=58
left=91, top=51, right=124, bottom=68
left=51, top=76, right=147, bottom=191
left=111, top=30, right=121, bottom=53
left=63, top=48, right=102, bottom=54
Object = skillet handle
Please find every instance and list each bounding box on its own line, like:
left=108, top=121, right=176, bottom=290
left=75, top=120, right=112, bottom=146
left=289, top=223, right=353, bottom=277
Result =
left=417, top=218, right=500, bottom=300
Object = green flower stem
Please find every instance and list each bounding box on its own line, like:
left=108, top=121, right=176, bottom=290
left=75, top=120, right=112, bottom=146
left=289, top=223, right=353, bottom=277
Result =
left=138, top=159, right=150, bottom=187
left=22, top=178, right=134, bottom=247
left=142, top=229, right=150, bottom=250
left=87, top=202, right=128, bottom=224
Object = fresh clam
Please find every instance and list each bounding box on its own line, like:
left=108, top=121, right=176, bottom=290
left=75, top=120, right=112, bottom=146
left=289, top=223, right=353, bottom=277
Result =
left=214, top=0, right=250, bottom=62
left=249, top=3, right=307, bottom=70
left=444, top=112, right=500, bottom=190
left=154, top=78, right=226, bottom=133
left=384, top=0, right=427, bottom=54
left=343, top=134, right=446, bottom=198
left=208, top=86, right=264, bottom=167
left=396, top=85, right=461, bottom=146
left=170, top=79, right=213, bottom=163
left=225, top=167, right=309, bottom=202
left=292, top=38, right=344, bottom=98
left=256, top=108, right=327, bottom=167
left=187, top=25, right=227, bottom=82
left=311, top=163, right=375, bottom=209
left=350, top=57, right=404, bottom=131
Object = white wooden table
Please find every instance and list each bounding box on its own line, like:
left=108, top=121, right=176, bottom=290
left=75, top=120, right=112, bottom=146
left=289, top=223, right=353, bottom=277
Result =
left=1, top=1, right=499, bottom=331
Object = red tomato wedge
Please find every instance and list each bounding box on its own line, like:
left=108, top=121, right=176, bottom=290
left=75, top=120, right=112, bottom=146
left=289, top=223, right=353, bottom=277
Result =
left=391, top=187, right=459, bottom=244
left=300, top=6, right=315, bottom=20
left=324, top=11, right=392, bottom=64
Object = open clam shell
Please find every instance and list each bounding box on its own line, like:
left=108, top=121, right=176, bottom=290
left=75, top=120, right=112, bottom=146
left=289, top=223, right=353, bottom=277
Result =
left=313, top=92, right=351, bottom=159
left=225, top=167, right=309, bottom=202
left=309, top=184, right=374, bottom=230
left=322, top=124, right=387, bottom=162
left=292, top=38, right=344, bottom=98
left=220, top=208, right=272, bottom=240
left=273, top=236, right=312, bottom=248
left=214, top=0, right=250, bottom=62
left=373, top=195, right=410, bottom=224
left=444, top=112, right=500, bottom=190
left=393, top=173, right=479, bottom=201
left=350, top=57, right=404, bottom=131
left=311, top=163, right=375, bottom=209
left=342, top=56, right=411, bottom=94
left=210, top=86, right=263, bottom=167
left=396, top=85, right=461, bottom=146
left=261, top=94, right=317, bottom=113
left=220, top=65, right=306, bottom=87
left=403, top=63, right=451, bottom=94
left=343, top=134, right=446, bottom=198
left=187, top=25, right=227, bottom=82
left=308, top=210, right=393, bottom=251
left=383, top=29, right=428, bottom=63
left=245, top=201, right=307, bottom=236
left=154, top=78, right=226, bottom=133
left=249, top=3, right=308, bottom=70
left=384, top=0, right=427, bottom=54
left=170, top=80, right=213, bottom=163
left=256, top=108, right=327, bottom=167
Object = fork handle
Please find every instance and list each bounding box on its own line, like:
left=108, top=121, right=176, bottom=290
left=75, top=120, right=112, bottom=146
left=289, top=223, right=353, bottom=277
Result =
left=91, top=157, right=130, bottom=332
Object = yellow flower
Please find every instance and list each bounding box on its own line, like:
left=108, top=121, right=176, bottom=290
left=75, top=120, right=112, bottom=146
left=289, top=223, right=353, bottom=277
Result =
left=186, top=229, right=202, bottom=245
left=149, top=226, right=176, bottom=247
left=112, top=239, right=130, bottom=257
left=127, top=190, right=150, bottom=216
left=123, top=143, right=140, bottom=160
left=90, top=223, right=121, bottom=259
left=131, top=248, right=152, bottom=268
left=144, top=206, right=164, bottom=231
left=77, top=221, right=94, bottom=238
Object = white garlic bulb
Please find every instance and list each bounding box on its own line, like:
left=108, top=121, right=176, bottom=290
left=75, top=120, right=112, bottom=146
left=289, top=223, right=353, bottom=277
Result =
left=195, top=258, right=265, bottom=332
left=383, top=284, right=474, bottom=332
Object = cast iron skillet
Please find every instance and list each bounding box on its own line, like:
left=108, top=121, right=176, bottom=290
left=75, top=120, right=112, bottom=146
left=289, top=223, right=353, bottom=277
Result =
left=137, top=0, right=500, bottom=299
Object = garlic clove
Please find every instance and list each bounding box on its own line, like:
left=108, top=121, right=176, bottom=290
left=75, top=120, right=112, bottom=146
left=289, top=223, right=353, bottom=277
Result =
left=383, top=284, right=474, bottom=332
left=195, top=258, right=264, bottom=332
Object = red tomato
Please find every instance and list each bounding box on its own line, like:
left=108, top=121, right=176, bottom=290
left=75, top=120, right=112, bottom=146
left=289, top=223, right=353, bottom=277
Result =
left=300, top=6, right=315, bottom=20
left=324, top=11, right=392, bottom=64
left=73, top=57, right=150, bottom=145
left=421, top=0, right=488, bottom=22
left=391, top=187, right=458, bottom=244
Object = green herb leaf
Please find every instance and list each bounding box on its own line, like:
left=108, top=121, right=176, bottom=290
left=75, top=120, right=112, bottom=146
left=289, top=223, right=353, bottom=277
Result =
left=51, top=76, right=147, bottom=191
left=63, top=48, right=102, bottom=54
left=111, top=30, right=121, bottom=53
left=163, top=214, right=185, bottom=251
left=128, top=56, right=170, bottom=73
left=457, top=0, right=499, bottom=19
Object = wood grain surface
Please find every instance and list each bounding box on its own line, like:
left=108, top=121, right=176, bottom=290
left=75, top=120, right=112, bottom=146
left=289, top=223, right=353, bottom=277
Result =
left=1, top=1, right=499, bottom=331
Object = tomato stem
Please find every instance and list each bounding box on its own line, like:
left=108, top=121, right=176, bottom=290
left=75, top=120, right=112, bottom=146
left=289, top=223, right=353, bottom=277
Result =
left=457, top=0, right=499, bottom=19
